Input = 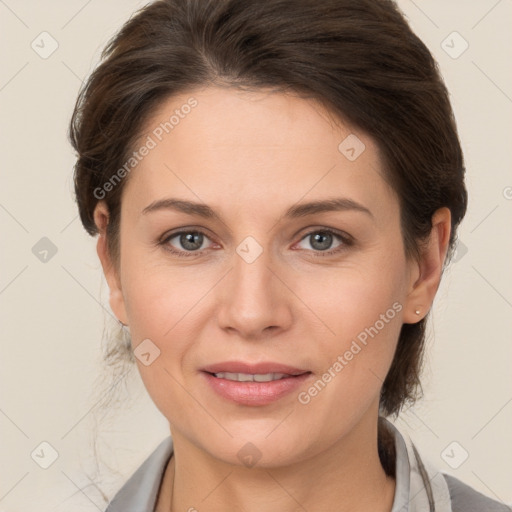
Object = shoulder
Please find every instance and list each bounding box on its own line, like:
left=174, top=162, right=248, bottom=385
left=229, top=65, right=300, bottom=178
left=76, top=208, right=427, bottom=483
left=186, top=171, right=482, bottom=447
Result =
left=443, top=473, right=512, bottom=512
left=105, top=437, right=174, bottom=512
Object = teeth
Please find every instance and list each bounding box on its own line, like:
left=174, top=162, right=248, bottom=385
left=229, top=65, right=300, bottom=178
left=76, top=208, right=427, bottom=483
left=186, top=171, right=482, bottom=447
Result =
left=213, top=372, right=290, bottom=382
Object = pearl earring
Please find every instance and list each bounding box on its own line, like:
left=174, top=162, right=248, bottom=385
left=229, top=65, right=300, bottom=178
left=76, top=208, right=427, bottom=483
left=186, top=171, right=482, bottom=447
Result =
left=415, top=309, right=421, bottom=315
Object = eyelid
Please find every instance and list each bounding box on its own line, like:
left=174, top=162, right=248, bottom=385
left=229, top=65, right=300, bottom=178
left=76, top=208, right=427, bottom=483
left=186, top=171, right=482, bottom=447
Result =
left=160, top=225, right=216, bottom=243
left=295, top=226, right=353, bottom=243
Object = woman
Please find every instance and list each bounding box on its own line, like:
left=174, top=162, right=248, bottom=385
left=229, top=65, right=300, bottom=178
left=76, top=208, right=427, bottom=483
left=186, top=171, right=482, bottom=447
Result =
left=69, top=0, right=510, bottom=510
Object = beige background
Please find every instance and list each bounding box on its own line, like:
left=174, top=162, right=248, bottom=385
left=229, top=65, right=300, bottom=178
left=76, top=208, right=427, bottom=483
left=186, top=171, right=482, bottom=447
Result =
left=1, top=0, right=511, bottom=510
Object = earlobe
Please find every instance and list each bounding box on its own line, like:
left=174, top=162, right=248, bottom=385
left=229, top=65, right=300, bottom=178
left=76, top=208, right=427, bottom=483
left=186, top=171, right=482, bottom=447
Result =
left=403, top=207, right=451, bottom=324
left=93, top=201, right=129, bottom=326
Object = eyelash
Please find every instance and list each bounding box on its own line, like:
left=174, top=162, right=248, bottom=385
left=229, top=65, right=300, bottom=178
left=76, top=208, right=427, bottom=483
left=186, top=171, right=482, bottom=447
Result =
left=158, top=228, right=354, bottom=259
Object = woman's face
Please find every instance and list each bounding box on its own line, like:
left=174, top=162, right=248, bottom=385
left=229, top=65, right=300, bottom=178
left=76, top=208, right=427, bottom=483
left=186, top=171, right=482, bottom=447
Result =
left=96, top=86, right=431, bottom=467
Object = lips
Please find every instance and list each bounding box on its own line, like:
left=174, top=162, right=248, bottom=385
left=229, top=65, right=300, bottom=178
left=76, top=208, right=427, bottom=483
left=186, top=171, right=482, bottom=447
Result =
left=201, top=361, right=309, bottom=376
left=200, top=361, right=312, bottom=406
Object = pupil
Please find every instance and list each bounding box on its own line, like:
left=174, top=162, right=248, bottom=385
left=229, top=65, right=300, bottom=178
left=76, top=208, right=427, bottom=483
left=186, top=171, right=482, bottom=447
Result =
left=181, top=232, right=203, bottom=250
left=311, top=232, right=332, bottom=251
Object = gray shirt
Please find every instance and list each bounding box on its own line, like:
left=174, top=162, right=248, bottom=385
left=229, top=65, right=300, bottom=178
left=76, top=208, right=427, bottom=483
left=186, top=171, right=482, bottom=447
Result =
left=105, top=421, right=510, bottom=511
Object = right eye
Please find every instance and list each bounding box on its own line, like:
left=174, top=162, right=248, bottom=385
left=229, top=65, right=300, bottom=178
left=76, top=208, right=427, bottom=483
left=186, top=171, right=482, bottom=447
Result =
left=160, top=230, right=217, bottom=257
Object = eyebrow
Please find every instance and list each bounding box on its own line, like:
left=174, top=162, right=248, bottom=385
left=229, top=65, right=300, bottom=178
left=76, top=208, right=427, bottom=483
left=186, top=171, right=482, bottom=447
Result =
left=141, top=197, right=373, bottom=220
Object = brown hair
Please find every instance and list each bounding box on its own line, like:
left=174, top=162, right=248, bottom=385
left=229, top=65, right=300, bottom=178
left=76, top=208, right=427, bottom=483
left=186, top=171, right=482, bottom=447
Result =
left=70, top=0, right=467, bottom=428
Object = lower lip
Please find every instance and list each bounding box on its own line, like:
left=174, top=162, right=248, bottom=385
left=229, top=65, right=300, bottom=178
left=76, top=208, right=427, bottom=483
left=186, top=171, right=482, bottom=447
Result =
left=202, top=372, right=312, bottom=406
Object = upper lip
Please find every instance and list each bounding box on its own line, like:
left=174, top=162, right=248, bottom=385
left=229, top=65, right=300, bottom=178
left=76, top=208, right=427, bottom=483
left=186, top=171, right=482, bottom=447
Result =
left=201, top=361, right=310, bottom=376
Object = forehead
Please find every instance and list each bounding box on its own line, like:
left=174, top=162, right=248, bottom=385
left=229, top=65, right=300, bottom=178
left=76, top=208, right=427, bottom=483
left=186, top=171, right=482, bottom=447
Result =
left=122, top=86, right=398, bottom=222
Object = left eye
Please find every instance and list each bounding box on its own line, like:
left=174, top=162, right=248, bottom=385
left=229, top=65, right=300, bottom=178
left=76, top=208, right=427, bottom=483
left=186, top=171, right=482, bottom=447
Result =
left=296, top=230, right=346, bottom=252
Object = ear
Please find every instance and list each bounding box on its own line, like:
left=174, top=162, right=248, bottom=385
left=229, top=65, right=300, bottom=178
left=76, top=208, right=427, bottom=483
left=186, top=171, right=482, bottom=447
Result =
left=93, top=201, right=129, bottom=326
left=402, top=207, right=451, bottom=324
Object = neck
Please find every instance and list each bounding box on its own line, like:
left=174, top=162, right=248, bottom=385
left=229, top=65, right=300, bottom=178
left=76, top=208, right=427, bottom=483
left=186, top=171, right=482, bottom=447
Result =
left=157, top=411, right=396, bottom=512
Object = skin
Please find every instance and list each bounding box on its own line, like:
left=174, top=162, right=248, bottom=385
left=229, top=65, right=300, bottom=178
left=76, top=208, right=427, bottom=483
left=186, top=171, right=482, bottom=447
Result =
left=94, top=86, right=451, bottom=512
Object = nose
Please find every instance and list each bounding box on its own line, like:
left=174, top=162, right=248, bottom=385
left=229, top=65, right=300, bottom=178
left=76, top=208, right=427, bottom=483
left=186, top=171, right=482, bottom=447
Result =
left=216, top=246, right=294, bottom=340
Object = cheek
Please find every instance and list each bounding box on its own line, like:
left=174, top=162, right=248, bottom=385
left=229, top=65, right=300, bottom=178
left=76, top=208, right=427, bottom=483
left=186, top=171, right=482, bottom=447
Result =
left=291, top=281, right=403, bottom=443
left=120, top=239, right=204, bottom=337
left=300, top=251, right=406, bottom=340
left=295, top=254, right=406, bottom=393
left=117, top=242, right=197, bottom=361
left=120, top=261, right=204, bottom=418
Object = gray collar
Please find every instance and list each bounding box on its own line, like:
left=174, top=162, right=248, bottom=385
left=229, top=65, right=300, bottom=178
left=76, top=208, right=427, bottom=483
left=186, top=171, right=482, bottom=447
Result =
left=106, top=419, right=452, bottom=512
left=387, top=419, right=452, bottom=512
